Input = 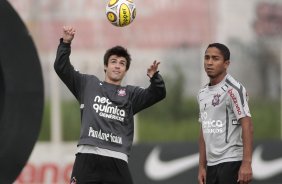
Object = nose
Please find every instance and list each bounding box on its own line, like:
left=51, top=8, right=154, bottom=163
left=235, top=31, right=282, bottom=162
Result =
left=114, top=63, right=121, bottom=69
left=205, top=58, right=213, bottom=65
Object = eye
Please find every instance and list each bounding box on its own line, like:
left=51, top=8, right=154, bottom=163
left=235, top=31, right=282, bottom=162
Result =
left=110, top=59, right=117, bottom=64
left=212, top=56, right=220, bottom=61
left=120, top=60, right=126, bottom=66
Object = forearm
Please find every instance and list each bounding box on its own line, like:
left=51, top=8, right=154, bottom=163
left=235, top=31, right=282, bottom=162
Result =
left=198, top=129, right=207, bottom=169
left=238, top=116, right=253, bottom=183
left=131, top=73, right=166, bottom=114
left=241, top=116, right=253, bottom=163
left=149, top=72, right=166, bottom=100
left=54, top=39, right=81, bottom=99
left=54, top=38, right=72, bottom=74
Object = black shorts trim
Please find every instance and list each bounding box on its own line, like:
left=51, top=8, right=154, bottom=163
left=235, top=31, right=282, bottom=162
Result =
left=206, top=161, right=242, bottom=184
left=70, top=153, right=133, bottom=184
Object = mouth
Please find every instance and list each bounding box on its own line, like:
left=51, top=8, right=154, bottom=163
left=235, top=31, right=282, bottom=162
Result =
left=206, top=68, right=214, bottom=72
left=113, top=71, right=120, bottom=74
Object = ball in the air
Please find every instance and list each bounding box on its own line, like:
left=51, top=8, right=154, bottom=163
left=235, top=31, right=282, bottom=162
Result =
left=106, top=0, right=136, bottom=27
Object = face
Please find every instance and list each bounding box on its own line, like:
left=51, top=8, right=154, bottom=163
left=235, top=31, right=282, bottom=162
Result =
left=204, top=47, right=229, bottom=80
left=104, top=55, right=127, bottom=85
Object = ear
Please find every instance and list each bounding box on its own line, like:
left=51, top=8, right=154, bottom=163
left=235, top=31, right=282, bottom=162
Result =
left=104, top=65, right=108, bottom=73
left=224, top=60, right=230, bottom=69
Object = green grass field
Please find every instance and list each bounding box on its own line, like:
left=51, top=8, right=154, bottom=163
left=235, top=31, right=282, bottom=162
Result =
left=38, top=98, right=281, bottom=142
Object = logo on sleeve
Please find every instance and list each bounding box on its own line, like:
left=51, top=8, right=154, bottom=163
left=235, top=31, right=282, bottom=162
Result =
left=228, top=89, right=242, bottom=115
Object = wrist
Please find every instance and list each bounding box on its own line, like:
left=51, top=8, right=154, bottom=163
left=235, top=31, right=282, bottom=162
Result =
left=242, top=159, right=252, bottom=164
left=148, top=71, right=159, bottom=78
left=198, top=162, right=206, bottom=169
left=198, top=165, right=206, bottom=172
left=62, top=39, right=71, bottom=44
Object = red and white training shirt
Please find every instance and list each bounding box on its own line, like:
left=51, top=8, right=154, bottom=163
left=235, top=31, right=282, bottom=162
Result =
left=197, top=74, right=251, bottom=166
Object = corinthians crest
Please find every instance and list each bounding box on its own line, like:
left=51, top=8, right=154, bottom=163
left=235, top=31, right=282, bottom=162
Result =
left=212, top=94, right=221, bottom=106
left=117, top=88, right=126, bottom=96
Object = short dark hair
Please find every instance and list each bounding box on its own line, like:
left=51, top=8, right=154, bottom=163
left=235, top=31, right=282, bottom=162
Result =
left=206, top=43, right=230, bottom=61
left=104, top=46, right=131, bottom=71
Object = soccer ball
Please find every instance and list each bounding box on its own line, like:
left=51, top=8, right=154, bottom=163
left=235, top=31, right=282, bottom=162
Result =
left=106, top=0, right=136, bottom=27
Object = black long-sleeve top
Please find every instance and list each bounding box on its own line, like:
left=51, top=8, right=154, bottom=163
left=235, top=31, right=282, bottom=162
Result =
left=54, top=39, right=166, bottom=156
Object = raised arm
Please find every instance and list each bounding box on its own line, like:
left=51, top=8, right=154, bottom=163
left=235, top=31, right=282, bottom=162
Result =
left=130, top=60, right=166, bottom=114
left=54, top=26, right=83, bottom=100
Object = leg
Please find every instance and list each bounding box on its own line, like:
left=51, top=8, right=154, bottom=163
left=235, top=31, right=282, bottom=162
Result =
left=206, top=165, right=218, bottom=184
left=102, top=157, right=134, bottom=184
left=70, top=153, right=101, bottom=184
left=70, top=153, right=88, bottom=184
left=218, top=161, right=241, bottom=184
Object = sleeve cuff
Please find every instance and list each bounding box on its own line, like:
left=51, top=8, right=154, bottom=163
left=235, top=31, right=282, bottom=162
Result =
left=59, top=38, right=71, bottom=47
left=149, top=71, right=160, bottom=81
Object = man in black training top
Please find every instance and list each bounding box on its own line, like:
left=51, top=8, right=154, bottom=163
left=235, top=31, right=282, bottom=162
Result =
left=54, top=26, right=166, bottom=184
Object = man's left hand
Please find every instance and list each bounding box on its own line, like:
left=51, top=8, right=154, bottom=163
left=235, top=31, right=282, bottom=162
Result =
left=147, top=60, right=160, bottom=78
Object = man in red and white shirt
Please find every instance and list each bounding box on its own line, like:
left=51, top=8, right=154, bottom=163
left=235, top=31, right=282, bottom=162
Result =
left=197, top=43, right=253, bottom=184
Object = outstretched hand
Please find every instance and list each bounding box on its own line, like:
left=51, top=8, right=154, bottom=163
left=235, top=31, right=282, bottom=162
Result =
left=62, top=26, right=76, bottom=43
left=147, top=60, right=160, bottom=78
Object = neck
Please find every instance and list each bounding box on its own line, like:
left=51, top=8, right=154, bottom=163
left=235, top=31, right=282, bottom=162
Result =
left=209, top=72, right=227, bottom=86
left=104, top=78, right=121, bottom=86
